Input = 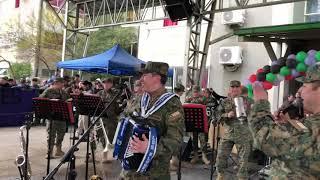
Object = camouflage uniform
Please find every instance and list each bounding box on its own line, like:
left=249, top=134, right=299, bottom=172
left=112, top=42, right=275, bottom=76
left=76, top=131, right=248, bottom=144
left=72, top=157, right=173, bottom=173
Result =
left=216, top=81, right=253, bottom=179
left=39, top=84, right=69, bottom=152
left=121, top=62, right=185, bottom=180
left=248, top=64, right=320, bottom=179
left=174, top=83, right=185, bottom=97
left=96, top=88, right=120, bottom=146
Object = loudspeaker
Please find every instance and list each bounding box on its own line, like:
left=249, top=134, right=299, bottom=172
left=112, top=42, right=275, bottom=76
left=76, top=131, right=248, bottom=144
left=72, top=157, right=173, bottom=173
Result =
left=164, top=0, right=194, bottom=21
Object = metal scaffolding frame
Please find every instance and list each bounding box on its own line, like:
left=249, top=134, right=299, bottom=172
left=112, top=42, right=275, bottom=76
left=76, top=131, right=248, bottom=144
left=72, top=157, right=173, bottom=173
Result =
left=43, top=0, right=305, bottom=85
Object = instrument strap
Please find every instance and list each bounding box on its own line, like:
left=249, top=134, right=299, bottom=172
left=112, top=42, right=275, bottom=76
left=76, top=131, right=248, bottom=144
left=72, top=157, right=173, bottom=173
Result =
left=140, top=92, right=176, bottom=118
left=137, top=127, right=157, bottom=173
left=113, top=118, right=129, bottom=159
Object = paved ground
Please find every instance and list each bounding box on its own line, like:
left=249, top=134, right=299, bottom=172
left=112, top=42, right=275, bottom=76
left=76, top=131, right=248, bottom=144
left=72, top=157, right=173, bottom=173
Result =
left=0, top=126, right=263, bottom=180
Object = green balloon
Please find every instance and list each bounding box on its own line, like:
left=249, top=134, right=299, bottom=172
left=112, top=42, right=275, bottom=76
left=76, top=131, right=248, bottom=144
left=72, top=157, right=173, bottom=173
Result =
left=315, top=51, right=320, bottom=62
left=280, top=66, right=291, bottom=76
left=266, top=73, right=276, bottom=82
left=247, top=85, right=253, bottom=99
left=296, top=63, right=307, bottom=72
left=296, top=51, right=307, bottom=63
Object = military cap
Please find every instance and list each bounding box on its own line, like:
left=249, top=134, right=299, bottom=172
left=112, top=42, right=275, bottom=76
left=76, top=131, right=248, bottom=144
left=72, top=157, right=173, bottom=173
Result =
left=82, top=80, right=92, bottom=86
left=230, top=80, right=241, bottom=87
left=102, top=78, right=113, bottom=84
left=296, top=63, right=320, bottom=83
left=192, top=85, right=201, bottom=92
left=174, top=83, right=185, bottom=92
left=53, top=77, right=65, bottom=83
left=142, top=61, right=169, bottom=76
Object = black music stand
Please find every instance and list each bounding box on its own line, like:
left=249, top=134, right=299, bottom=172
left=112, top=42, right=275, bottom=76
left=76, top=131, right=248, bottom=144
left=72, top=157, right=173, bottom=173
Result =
left=71, top=93, right=106, bottom=179
left=33, top=98, right=74, bottom=176
left=181, top=104, right=209, bottom=178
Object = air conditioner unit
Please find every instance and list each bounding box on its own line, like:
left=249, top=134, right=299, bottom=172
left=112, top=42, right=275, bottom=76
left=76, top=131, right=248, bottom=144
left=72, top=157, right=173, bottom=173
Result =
left=219, top=46, right=243, bottom=65
left=221, top=10, right=245, bottom=25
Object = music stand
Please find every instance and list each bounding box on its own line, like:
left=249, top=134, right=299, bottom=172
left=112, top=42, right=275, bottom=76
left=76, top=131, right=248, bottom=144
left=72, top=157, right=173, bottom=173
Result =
left=44, top=85, right=125, bottom=180
left=71, top=93, right=106, bottom=178
left=33, top=98, right=74, bottom=176
left=183, top=103, right=209, bottom=133
left=180, top=104, right=208, bottom=178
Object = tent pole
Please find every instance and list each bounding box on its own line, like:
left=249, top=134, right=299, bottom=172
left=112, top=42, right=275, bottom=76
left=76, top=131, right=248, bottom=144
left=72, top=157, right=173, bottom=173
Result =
left=60, top=0, right=69, bottom=77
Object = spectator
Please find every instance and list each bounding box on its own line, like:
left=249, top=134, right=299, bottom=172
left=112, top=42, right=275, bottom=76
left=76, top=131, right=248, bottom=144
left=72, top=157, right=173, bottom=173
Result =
left=74, top=74, right=80, bottom=85
left=0, top=76, right=10, bottom=87
left=63, top=76, right=71, bottom=89
left=31, top=78, right=40, bottom=89
left=14, top=78, right=30, bottom=89
left=8, top=78, right=16, bottom=87
left=93, top=79, right=103, bottom=94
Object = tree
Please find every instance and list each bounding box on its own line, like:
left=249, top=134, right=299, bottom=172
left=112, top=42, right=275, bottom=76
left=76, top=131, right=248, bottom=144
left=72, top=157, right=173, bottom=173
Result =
left=2, top=8, right=63, bottom=76
left=76, top=27, right=138, bottom=57
left=2, top=5, right=138, bottom=78
left=9, top=62, right=32, bottom=79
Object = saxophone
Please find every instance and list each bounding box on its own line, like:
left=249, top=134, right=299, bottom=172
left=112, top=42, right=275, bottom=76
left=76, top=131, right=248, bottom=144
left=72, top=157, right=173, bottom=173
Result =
left=15, top=125, right=32, bottom=179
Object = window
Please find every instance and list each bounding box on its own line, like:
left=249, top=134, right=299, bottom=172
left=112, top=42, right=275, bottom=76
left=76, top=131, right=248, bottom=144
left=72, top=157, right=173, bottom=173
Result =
left=305, top=0, right=320, bottom=22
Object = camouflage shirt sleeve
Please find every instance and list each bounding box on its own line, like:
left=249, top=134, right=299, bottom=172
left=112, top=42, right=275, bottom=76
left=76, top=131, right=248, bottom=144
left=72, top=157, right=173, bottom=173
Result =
left=248, top=99, right=313, bottom=158
left=39, top=88, right=49, bottom=98
left=155, top=97, right=185, bottom=158
left=217, top=98, right=231, bottom=122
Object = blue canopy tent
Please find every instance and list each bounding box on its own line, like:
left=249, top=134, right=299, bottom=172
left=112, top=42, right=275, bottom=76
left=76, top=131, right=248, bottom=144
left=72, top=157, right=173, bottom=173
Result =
left=56, top=44, right=145, bottom=76
left=56, top=44, right=174, bottom=78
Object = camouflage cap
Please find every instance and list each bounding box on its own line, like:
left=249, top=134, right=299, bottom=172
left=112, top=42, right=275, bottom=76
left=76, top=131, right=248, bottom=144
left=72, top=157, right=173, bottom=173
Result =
left=141, top=61, right=169, bottom=76
left=192, top=85, right=201, bottom=92
left=174, top=83, right=185, bottom=92
left=296, top=63, right=320, bottom=83
left=230, top=80, right=241, bottom=87
left=53, top=77, right=65, bottom=83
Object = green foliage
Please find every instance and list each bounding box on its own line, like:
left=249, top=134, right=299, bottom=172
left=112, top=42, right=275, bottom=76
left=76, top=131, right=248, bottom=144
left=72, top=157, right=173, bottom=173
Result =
left=9, top=62, right=32, bottom=79
left=84, top=27, right=138, bottom=57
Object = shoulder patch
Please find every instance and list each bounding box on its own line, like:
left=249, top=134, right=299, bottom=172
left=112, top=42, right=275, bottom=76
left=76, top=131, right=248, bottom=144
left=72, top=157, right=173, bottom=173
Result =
left=169, top=111, right=183, bottom=122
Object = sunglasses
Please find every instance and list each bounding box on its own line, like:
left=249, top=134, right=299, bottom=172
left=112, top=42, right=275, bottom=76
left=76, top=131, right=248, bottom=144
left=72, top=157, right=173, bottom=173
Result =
left=230, top=86, right=240, bottom=88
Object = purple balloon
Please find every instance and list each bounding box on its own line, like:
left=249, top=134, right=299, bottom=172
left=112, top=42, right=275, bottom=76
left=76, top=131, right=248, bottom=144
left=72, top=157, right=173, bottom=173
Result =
left=242, top=79, right=251, bottom=86
left=291, top=69, right=300, bottom=78
left=308, top=49, right=317, bottom=56
left=287, top=54, right=296, bottom=59
left=305, top=55, right=316, bottom=66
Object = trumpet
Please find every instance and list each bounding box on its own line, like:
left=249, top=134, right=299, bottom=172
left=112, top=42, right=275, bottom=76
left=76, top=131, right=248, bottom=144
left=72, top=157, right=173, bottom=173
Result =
left=15, top=125, right=32, bottom=180
left=93, top=118, right=112, bottom=153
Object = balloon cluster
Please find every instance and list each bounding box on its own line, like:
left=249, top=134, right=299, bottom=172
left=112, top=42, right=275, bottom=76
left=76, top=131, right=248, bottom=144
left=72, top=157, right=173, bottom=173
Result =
left=243, top=50, right=319, bottom=98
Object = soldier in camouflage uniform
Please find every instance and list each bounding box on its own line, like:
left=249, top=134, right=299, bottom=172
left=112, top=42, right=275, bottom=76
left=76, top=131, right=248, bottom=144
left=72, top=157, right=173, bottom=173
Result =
left=39, top=78, right=69, bottom=158
left=120, top=61, right=185, bottom=180
left=125, top=80, right=143, bottom=115
left=174, top=83, right=185, bottom=98
left=216, top=80, right=253, bottom=180
left=96, top=78, right=121, bottom=162
left=170, top=83, right=186, bottom=170
left=248, top=63, right=320, bottom=179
